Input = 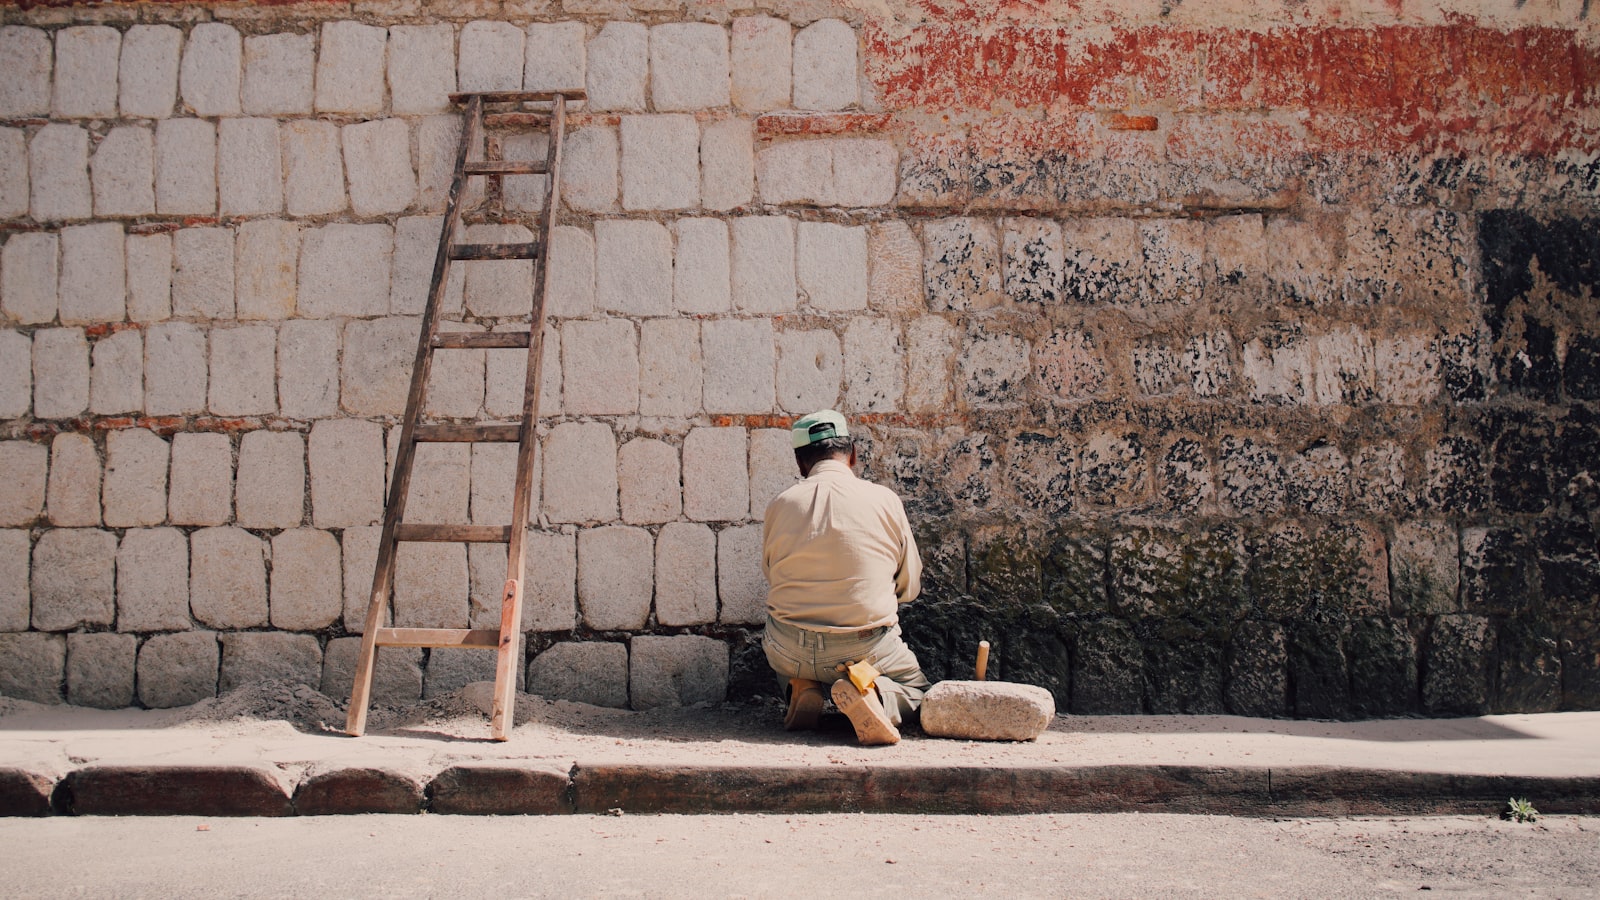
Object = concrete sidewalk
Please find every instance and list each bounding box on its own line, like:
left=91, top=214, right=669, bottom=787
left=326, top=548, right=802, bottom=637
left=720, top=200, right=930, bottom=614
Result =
left=2, top=688, right=1597, bottom=818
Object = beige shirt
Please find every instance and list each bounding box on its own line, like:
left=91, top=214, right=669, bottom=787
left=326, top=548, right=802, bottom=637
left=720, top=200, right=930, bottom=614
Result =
left=761, top=458, right=922, bottom=632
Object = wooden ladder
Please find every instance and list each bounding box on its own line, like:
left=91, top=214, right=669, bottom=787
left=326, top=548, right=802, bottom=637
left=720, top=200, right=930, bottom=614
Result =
left=345, top=89, right=583, bottom=740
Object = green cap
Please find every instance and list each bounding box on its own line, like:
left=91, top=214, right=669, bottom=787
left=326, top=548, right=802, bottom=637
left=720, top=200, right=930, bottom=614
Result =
left=791, top=409, right=850, bottom=449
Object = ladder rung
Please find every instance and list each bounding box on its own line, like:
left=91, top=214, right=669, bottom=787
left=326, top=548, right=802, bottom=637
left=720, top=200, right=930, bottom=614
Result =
left=450, top=242, right=540, bottom=261
left=464, top=160, right=548, bottom=176
left=414, top=424, right=523, bottom=443
left=374, top=627, right=502, bottom=649
left=450, top=90, right=587, bottom=104
left=432, top=332, right=532, bottom=349
left=395, top=524, right=512, bottom=543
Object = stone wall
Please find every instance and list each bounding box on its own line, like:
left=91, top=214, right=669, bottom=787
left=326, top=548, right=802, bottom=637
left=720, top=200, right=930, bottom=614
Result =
left=0, top=0, right=1596, bottom=717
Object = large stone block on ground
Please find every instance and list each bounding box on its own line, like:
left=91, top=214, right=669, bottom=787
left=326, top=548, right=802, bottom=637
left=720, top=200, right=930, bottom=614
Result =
left=219, top=632, right=322, bottom=693
left=137, top=631, right=219, bottom=708
left=920, top=680, right=1055, bottom=741
left=60, top=765, right=292, bottom=817
left=526, top=641, right=628, bottom=708
left=66, top=632, right=136, bottom=709
left=31, top=528, right=117, bottom=631
left=629, top=635, right=727, bottom=710
left=0, top=632, right=65, bottom=704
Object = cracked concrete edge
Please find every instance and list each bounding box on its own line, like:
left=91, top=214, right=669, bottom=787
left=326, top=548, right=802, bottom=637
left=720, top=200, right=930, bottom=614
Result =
left=3, top=764, right=1598, bottom=817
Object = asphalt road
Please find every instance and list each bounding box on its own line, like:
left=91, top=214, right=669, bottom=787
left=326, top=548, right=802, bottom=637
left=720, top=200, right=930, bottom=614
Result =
left=2, top=813, right=1596, bottom=898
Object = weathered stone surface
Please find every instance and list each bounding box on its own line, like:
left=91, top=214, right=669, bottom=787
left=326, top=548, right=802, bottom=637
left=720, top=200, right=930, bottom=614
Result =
left=310, top=419, right=385, bottom=528
left=91, top=126, right=156, bottom=217
left=561, top=126, right=618, bottom=213
left=1071, top=619, right=1143, bottom=714
left=577, top=526, right=653, bottom=631
left=716, top=523, right=764, bottom=625
left=428, top=764, right=572, bottom=815
left=618, top=438, right=680, bottom=525
left=563, top=318, right=638, bottom=415
left=1226, top=621, right=1288, bottom=718
left=58, top=223, right=125, bottom=325
left=172, top=227, right=234, bottom=319
left=0, top=128, right=23, bottom=218
left=639, top=318, right=701, bottom=417
left=630, top=635, right=728, bottom=711
left=0, top=26, right=52, bottom=117
left=732, top=216, right=796, bottom=313
left=219, top=632, right=322, bottom=693
left=0, top=530, right=29, bottom=632
left=748, top=429, right=796, bottom=519
left=67, top=632, right=136, bottom=709
left=423, top=647, right=520, bottom=700
left=89, top=328, right=143, bottom=415
left=683, top=427, right=749, bottom=522
left=191, top=527, right=269, bottom=630
left=343, top=120, right=416, bottom=217
left=1424, top=614, right=1492, bottom=716
left=920, top=680, right=1054, bottom=741
left=270, top=529, right=341, bottom=631
left=388, top=25, right=456, bottom=115
left=181, top=22, right=241, bottom=117
left=527, top=641, right=628, bottom=708
left=586, top=22, right=647, bottom=112
left=595, top=219, right=672, bottom=315
left=320, top=636, right=422, bottom=706
left=0, top=440, right=46, bottom=527
left=30, top=124, right=92, bottom=221
left=154, top=119, right=215, bottom=215
left=31, top=529, right=116, bottom=632
left=143, top=322, right=206, bottom=415
left=395, top=542, right=469, bottom=629
left=525, top=22, right=586, bottom=92
left=702, top=318, right=774, bottom=414
left=2, top=232, right=57, bottom=325
left=282, top=120, right=346, bottom=216
left=650, top=23, right=729, bottom=111
left=235, top=430, right=303, bottom=529
left=125, top=233, right=171, bottom=322
left=32, top=328, right=89, bottom=420
left=0, top=330, right=27, bottom=419
left=843, top=318, right=903, bottom=413
left=0, top=767, right=54, bottom=817
left=542, top=421, right=617, bottom=524
left=701, top=118, right=755, bottom=212
left=458, top=21, right=525, bottom=93
left=0, top=633, right=64, bottom=704
left=797, top=222, right=867, bottom=312
left=209, top=327, right=278, bottom=417
left=137, top=631, right=218, bottom=708
left=620, top=114, right=699, bottom=211
left=341, top=316, right=418, bottom=416
left=731, top=16, right=790, bottom=112
left=316, top=22, right=386, bottom=114
left=295, top=768, right=424, bottom=816
left=167, top=433, right=231, bottom=527
left=61, top=765, right=292, bottom=817
left=218, top=118, right=283, bottom=217
left=116, top=527, right=190, bottom=633
left=119, top=25, right=180, bottom=118
left=792, top=19, right=858, bottom=111
left=777, top=329, right=842, bottom=414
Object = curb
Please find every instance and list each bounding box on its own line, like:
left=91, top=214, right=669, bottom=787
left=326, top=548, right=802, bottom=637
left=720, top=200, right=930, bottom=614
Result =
left=6, top=764, right=1598, bottom=817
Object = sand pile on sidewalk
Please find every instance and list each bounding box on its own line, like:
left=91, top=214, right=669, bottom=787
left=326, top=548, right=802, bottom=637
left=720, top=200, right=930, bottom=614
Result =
left=158, top=680, right=349, bottom=732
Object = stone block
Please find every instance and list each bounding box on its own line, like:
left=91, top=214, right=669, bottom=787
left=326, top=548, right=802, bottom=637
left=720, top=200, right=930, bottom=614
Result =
left=777, top=329, right=842, bottom=414
left=316, top=21, right=386, bottom=115
left=1423, top=614, right=1492, bottom=716
left=630, top=635, right=727, bottom=709
left=701, top=118, right=754, bottom=211
left=235, top=430, right=304, bottom=530
left=544, top=225, right=594, bottom=318
left=219, top=632, right=322, bottom=693
left=843, top=318, right=904, bottom=413
left=416, top=115, right=471, bottom=214
left=1225, top=620, right=1288, bottom=718
left=757, top=138, right=895, bottom=208
left=53, top=26, right=120, bottom=119
left=126, top=233, right=172, bottom=322
left=0, top=27, right=52, bottom=117
left=46, top=433, right=99, bottom=527
left=0, top=128, right=24, bottom=219
left=1003, top=217, right=1064, bottom=306
left=91, top=126, right=156, bottom=217
left=310, top=419, right=385, bottom=528
left=683, top=427, right=749, bottom=522
left=484, top=324, right=558, bottom=419
left=595, top=219, right=672, bottom=316
left=1071, top=619, right=1143, bottom=714
left=748, top=428, right=795, bottom=519
left=32, top=328, right=89, bottom=419
left=793, top=19, right=858, bottom=111
left=341, top=526, right=380, bottom=632
left=0, top=529, right=27, bottom=632
left=461, top=223, right=534, bottom=317
left=618, top=438, right=680, bottom=525
left=425, top=327, right=484, bottom=419
left=395, top=543, right=469, bottom=629
left=209, top=326, right=278, bottom=417
left=191, top=527, right=268, bottom=629
left=30, top=124, right=92, bottom=221
left=143, top=322, right=207, bottom=415
left=1060, top=217, right=1138, bottom=304
left=236, top=220, right=298, bottom=321
left=702, top=318, right=774, bottom=414
left=119, top=25, right=181, bottom=119
left=137, top=632, right=219, bottom=707
left=1138, top=219, right=1204, bottom=307
left=637, top=318, right=701, bottom=418
left=422, top=647, right=514, bottom=699
left=731, top=17, right=790, bottom=112
left=468, top=531, right=576, bottom=633
left=270, top=529, right=341, bottom=631
left=343, top=119, right=416, bottom=216
left=31, top=528, right=117, bottom=631
left=1390, top=520, right=1458, bottom=615
left=1264, top=217, right=1338, bottom=305
left=920, top=680, right=1054, bottom=741
left=654, top=522, right=715, bottom=627
left=218, top=118, right=283, bottom=217
left=167, top=433, right=231, bottom=527
left=501, top=130, right=550, bottom=213
left=525, top=22, right=587, bottom=92
left=102, top=428, right=168, bottom=529
left=321, top=636, right=422, bottom=706
left=459, top=21, right=524, bottom=92
left=407, top=443, right=469, bottom=526
left=717, top=523, right=764, bottom=625
left=2, top=232, right=57, bottom=324
left=562, top=125, right=618, bottom=213
left=577, top=525, right=653, bottom=631
left=673, top=218, right=730, bottom=314
left=797, top=222, right=867, bottom=312
left=0, top=330, right=27, bottom=419
left=172, top=227, right=234, bottom=319
left=620, top=115, right=699, bottom=211
left=342, top=317, right=419, bottom=416
left=181, top=22, right=242, bottom=116
left=282, top=120, right=346, bottom=217
left=388, top=25, right=457, bottom=115
left=299, top=224, right=392, bottom=319
left=116, top=527, right=189, bottom=633
left=1036, top=329, right=1105, bottom=402
left=1376, top=334, right=1441, bottom=405
left=243, top=33, right=314, bottom=116
left=650, top=24, right=729, bottom=111
left=731, top=216, right=796, bottom=313
left=586, top=22, right=647, bottom=112
left=0, top=441, right=46, bottom=527
left=1460, top=526, right=1537, bottom=616
left=390, top=216, right=445, bottom=315
left=562, top=318, right=638, bottom=415
left=154, top=118, right=216, bottom=215
left=57, top=224, right=125, bottom=325
left=957, top=324, right=1027, bottom=409
left=527, top=641, right=628, bottom=708
left=0, top=633, right=64, bottom=704
left=924, top=218, right=1003, bottom=311
left=466, top=443, right=517, bottom=527
left=67, top=632, right=136, bottom=709
left=88, top=329, right=144, bottom=413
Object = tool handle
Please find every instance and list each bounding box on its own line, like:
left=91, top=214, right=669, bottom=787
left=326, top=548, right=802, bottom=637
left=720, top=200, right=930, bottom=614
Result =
left=975, top=640, right=990, bottom=681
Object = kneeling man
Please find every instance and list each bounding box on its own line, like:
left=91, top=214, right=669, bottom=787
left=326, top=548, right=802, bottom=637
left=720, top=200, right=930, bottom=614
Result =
left=761, top=410, right=931, bottom=745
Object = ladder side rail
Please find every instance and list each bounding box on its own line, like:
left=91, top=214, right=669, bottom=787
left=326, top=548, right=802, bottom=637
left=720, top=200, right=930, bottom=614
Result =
left=346, top=96, right=487, bottom=737
left=490, top=95, right=568, bottom=740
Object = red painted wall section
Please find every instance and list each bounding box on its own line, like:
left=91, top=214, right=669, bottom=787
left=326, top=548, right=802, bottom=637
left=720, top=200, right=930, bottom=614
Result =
left=865, top=23, right=1600, bottom=156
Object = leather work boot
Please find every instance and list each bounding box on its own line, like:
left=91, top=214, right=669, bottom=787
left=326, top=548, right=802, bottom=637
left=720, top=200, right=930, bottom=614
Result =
left=830, top=678, right=900, bottom=745
left=784, top=678, right=825, bottom=731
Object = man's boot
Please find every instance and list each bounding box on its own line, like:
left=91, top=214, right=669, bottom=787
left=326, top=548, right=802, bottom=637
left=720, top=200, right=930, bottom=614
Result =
left=831, top=678, right=900, bottom=745
left=785, top=678, right=825, bottom=730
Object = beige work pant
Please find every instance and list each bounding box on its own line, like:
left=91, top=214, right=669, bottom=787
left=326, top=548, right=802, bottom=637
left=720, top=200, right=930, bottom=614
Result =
left=762, top=614, right=931, bottom=727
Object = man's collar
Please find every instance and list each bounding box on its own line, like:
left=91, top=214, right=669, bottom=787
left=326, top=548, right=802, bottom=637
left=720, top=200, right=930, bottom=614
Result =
left=807, top=458, right=854, bottom=479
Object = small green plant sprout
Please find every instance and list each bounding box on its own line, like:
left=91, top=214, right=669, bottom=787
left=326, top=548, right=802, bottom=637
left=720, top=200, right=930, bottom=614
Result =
left=1503, top=797, right=1539, bottom=823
